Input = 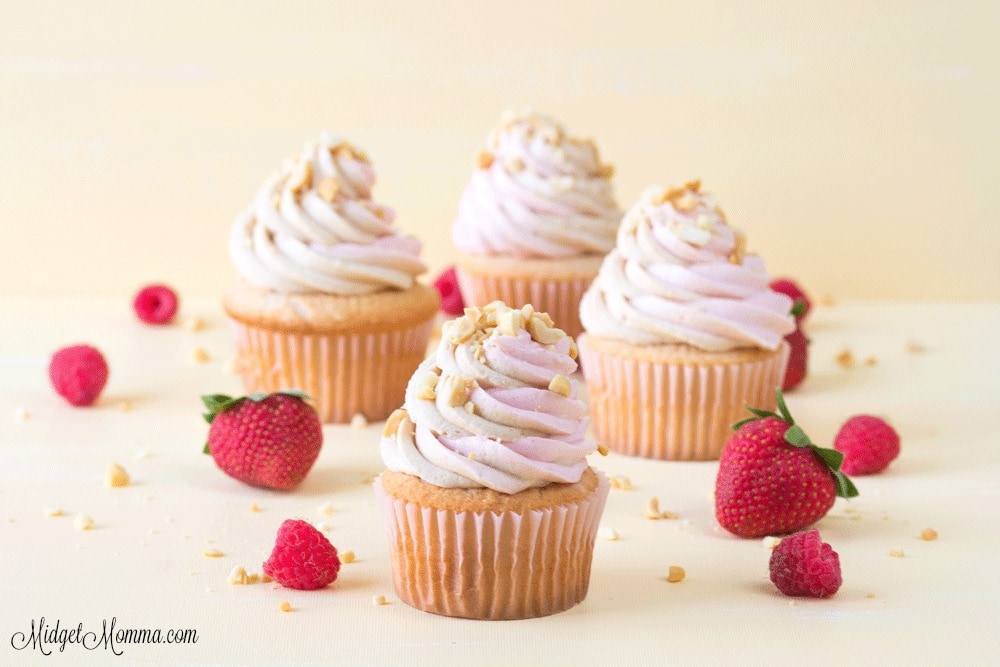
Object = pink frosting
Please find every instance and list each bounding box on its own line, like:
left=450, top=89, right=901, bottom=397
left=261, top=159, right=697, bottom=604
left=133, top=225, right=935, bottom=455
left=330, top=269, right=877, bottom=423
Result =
left=452, top=111, right=620, bottom=259
left=580, top=183, right=795, bottom=352
left=381, top=305, right=595, bottom=493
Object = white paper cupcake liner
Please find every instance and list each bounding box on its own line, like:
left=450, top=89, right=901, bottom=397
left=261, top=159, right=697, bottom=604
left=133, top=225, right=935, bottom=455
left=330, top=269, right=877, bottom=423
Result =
left=230, top=320, right=433, bottom=423
left=579, top=338, right=789, bottom=460
left=373, top=472, right=610, bottom=620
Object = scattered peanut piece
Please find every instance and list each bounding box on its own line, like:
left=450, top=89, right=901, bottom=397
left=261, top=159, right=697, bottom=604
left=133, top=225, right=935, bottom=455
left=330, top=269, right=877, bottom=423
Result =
left=14, top=406, right=30, bottom=420
left=644, top=497, right=663, bottom=520
left=609, top=475, right=633, bottom=491
left=889, top=549, right=905, bottom=558
left=317, top=501, right=334, bottom=517
left=203, top=549, right=225, bottom=558
left=340, top=550, right=356, bottom=564
left=761, top=536, right=782, bottom=550
left=134, top=449, right=151, bottom=461
left=866, top=593, right=876, bottom=599
left=660, top=510, right=680, bottom=520
left=818, top=294, right=836, bottom=307
left=249, top=502, right=261, bottom=513
left=228, top=566, right=249, bottom=585
left=597, top=526, right=618, bottom=541
left=864, top=356, right=878, bottom=367
left=260, top=573, right=274, bottom=584
left=835, top=348, right=856, bottom=369
left=920, top=528, right=938, bottom=541
left=105, top=462, right=130, bottom=488
left=905, top=340, right=927, bottom=354
left=666, top=566, right=686, bottom=583
left=360, top=472, right=378, bottom=485
left=278, top=601, right=293, bottom=612
left=183, top=316, right=204, bottom=332
left=246, top=573, right=260, bottom=584
left=73, top=514, right=94, bottom=531
left=596, top=443, right=609, bottom=457
left=350, top=413, right=368, bottom=429
left=191, top=347, right=211, bottom=364
left=44, top=507, right=63, bottom=517
left=315, top=522, right=331, bottom=533
left=372, top=595, right=388, bottom=606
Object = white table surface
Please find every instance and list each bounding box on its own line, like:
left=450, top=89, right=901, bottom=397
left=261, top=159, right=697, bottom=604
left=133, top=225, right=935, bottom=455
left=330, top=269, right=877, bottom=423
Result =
left=2, top=298, right=998, bottom=666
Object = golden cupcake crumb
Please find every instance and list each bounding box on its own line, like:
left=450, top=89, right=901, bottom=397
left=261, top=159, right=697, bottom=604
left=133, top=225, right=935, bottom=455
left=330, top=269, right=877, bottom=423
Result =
left=350, top=413, right=368, bottom=429
left=105, top=462, right=130, bottom=488
left=666, top=566, right=686, bottom=583
left=835, top=348, right=856, bottom=369
left=203, top=549, right=225, bottom=558
left=372, top=595, right=388, bottom=606
left=548, top=374, right=571, bottom=397
left=278, top=601, right=293, bottom=612
left=73, top=514, right=94, bottom=531
left=920, top=528, right=938, bottom=541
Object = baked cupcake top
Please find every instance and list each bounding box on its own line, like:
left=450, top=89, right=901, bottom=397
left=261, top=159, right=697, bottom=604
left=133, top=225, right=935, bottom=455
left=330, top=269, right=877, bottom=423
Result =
left=229, top=133, right=426, bottom=295
left=381, top=302, right=595, bottom=494
left=580, top=181, right=795, bottom=352
left=452, top=110, right=621, bottom=259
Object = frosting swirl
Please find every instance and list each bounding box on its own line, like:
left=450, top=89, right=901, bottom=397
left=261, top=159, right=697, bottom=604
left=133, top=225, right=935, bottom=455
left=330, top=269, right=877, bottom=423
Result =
left=453, top=110, right=621, bottom=259
left=381, top=302, right=595, bottom=494
left=229, top=133, right=426, bottom=295
left=580, top=181, right=795, bottom=352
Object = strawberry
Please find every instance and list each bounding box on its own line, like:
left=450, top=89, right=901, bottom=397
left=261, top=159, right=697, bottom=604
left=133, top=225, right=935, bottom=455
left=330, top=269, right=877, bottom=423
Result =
left=202, top=391, right=322, bottom=490
left=782, top=327, right=809, bottom=392
left=715, top=390, right=858, bottom=538
left=770, top=277, right=811, bottom=322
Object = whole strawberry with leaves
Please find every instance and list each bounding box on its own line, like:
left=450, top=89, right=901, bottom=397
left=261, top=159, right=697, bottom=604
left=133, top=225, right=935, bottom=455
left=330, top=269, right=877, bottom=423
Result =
left=202, top=391, right=322, bottom=490
left=715, top=390, right=858, bottom=538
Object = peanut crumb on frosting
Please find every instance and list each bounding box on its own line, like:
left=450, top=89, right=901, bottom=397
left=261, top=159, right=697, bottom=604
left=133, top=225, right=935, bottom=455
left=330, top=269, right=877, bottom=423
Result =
left=728, top=229, right=747, bottom=265
left=504, top=156, right=525, bottom=173
left=477, top=151, right=494, bottom=170
left=920, top=528, right=938, bottom=541
left=666, top=566, right=686, bottom=583
left=548, top=374, right=571, bottom=397
left=316, top=176, right=341, bottom=202
left=383, top=409, right=408, bottom=437
left=105, top=463, right=130, bottom=488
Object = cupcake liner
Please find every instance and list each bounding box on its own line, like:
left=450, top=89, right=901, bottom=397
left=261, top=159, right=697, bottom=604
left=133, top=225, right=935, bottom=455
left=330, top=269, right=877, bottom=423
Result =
left=579, top=338, right=789, bottom=460
left=230, top=319, right=434, bottom=424
left=455, top=268, right=593, bottom=339
left=373, top=472, right=610, bottom=620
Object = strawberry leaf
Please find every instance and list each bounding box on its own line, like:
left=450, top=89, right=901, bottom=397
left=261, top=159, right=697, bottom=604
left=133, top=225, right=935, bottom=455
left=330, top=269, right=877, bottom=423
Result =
left=747, top=406, right=780, bottom=419
left=774, top=388, right=794, bottom=424
left=784, top=424, right=812, bottom=448
left=203, top=442, right=210, bottom=455
left=732, top=416, right=758, bottom=430
left=790, top=299, right=807, bottom=318
left=811, top=446, right=844, bottom=470
left=833, top=470, right=860, bottom=498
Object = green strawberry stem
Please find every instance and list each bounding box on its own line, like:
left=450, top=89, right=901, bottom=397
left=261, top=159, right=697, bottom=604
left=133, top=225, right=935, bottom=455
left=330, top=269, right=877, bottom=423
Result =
left=790, top=299, right=807, bottom=318
left=733, top=388, right=859, bottom=499
left=200, top=390, right=311, bottom=454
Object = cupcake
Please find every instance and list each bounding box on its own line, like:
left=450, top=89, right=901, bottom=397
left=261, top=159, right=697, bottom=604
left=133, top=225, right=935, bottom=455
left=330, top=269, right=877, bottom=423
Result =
left=452, top=110, right=621, bottom=338
left=374, top=302, right=609, bottom=620
left=579, top=181, right=795, bottom=460
left=224, top=134, right=439, bottom=423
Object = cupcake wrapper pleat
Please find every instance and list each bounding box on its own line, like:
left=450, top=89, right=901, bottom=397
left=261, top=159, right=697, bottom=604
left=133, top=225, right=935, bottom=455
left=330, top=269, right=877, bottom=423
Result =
left=455, top=269, right=593, bottom=340
left=373, top=473, right=610, bottom=620
left=230, top=320, right=433, bottom=423
left=579, top=339, right=789, bottom=460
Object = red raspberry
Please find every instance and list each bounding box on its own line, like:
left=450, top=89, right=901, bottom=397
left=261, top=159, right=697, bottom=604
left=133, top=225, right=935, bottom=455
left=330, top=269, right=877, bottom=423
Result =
left=834, top=415, right=901, bottom=475
left=432, top=266, right=465, bottom=316
left=49, top=344, right=109, bottom=407
left=769, top=529, right=842, bottom=598
left=133, top=284, right=179, bottom=324
left=770, top=278, right=811, bottom=322
left=782, top=327, right=808, bottom=391
left=262, top=519, right=340, bottom=590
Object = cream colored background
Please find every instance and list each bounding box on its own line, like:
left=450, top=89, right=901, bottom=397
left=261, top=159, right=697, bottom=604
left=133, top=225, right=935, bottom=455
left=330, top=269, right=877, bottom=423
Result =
left=1, top=1, right=997, bottom=300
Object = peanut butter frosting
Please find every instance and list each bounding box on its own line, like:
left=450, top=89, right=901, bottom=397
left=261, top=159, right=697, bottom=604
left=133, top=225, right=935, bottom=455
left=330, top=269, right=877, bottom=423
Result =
left=579, top=181, right=795, bottom=352
left=452, top=110, right=621, bottom=259
left=381, top=302, right=595, bottom=494
left=230, top=133, right=426, bottom=295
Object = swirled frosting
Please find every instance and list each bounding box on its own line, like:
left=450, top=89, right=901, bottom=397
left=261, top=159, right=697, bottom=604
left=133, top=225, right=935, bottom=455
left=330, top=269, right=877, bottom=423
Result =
left=452, top=110, right=621, bottom=259
left=380, top=302, right=595, bottom=494
left=229, top=133, right=427, bottom=295
left=580, top=181, right=795, bottom=352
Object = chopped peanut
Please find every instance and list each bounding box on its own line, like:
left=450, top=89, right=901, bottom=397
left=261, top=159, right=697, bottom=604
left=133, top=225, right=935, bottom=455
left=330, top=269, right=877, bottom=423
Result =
left=383, top=409, right=408, bottom=437
left=340, top=550, right=356, bottom=564
left=279, top=601, right=293, bottom=612
left=920, top=528, right=938, bottom=541
left=666, top=566, right=686, bottom=583
left=105, top=463, right=130, bottom=488
left=548, top=374, right=572, bottom=397
left=203, top=549, right=225, bottom=558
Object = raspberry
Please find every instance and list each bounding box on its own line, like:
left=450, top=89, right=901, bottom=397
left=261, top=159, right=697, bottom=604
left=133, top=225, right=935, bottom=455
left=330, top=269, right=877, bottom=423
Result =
left=769, top=529, right=842, bottom=598
left=770, top=278, right=811, bottom=322
left=432, top=266, right=465, bottom=316
left=133, top=284, right=179, bottom=324
left=49, top=344, right=109, bottom=407
left=834, top=415, right=901, bottom=475
left=262, top=519, right=340, bottom=590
